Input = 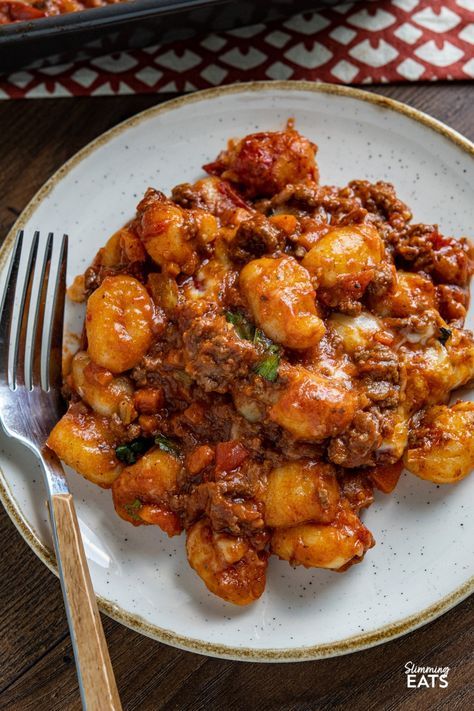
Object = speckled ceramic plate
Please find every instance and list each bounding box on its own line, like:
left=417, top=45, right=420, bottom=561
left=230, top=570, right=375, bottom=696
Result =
left=0, top=82, right=473, bottom=662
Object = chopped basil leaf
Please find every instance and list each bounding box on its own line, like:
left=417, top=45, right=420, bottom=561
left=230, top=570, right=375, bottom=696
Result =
left=115, top=437, right=152, bottom=465
left=225, top=309, right=280, bottom=381
left=225, top=310, right=255, bottom=341
left=115, top=445, right=133, bottom=465
left=124, top=499, right=142, bottom=520
left=155, top=433, right=180, bottom=456
left=254, top=345, right=280, bottom=382
left=130, top=437, right=152, bottom=455
left=438, top=327, right=452, bottom=346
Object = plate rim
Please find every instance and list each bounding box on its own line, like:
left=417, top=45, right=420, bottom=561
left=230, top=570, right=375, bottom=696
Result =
left=1, top=80, right=473, bottom=662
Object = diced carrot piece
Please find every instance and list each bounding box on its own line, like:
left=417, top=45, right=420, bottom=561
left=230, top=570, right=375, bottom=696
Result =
left=84, top=360, right=113, bottom=386
left=137, top=414, right=162, bottom=435
left=186, top=445, right=215, bottom=475
left=269, top=214, right=298, bottom=236
left=183, top=402, right=205, bottom=425
left=134, top=387, right=164, bottom=414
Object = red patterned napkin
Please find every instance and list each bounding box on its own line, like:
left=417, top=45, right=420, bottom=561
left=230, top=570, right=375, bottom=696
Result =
left=1, top=0, right=473, bottom=98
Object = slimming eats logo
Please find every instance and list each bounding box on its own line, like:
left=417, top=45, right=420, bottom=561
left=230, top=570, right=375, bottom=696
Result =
left=405, top=661, right=450, bottom=688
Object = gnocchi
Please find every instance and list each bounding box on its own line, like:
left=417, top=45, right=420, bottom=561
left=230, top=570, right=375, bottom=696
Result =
left=136, top=188, right=218, bottom=275
left=112, top=448, right=182, bottom=534
left=71, top=351, right=135, bottom=421
left=186, top=519, right=267, bottom=605
left=263, top=460, right=339, bottom=528
left=368, top=270, right=437, bottom=317
left=271, top=505, right=374, bottom=570
left=404, top=401, right=474, bottom=484
left=86, top=274, right=154, bottom=374
left=302, top=224, right=384, bottom=289
left=269, top=367, right=358, bottom=441
left=47, top=406, right=122, bottom=487
left=240, top=256, right=325, bottom=349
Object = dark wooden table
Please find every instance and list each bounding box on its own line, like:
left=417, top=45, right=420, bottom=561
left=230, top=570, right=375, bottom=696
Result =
left=0, top=83, right=473, bottom=711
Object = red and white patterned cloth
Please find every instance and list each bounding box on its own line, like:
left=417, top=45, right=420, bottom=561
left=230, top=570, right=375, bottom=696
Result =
left=1, top=0, right=473, bottom=98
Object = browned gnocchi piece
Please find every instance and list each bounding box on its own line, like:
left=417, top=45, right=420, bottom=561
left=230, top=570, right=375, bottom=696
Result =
left=186, top=519, right=267, bottom=605
left=86, top=274, right=154, bottom=374
left=269, top=367, right=358, bottom=441
left=47, top=406, right=122, bottom=487
left=136, top=188, right=217, bottom=275
left=240, top=256, right=325, bottom=349
left=271, top=506, right=374, bottom=570
left=302, top=224, right=384, bottom=289
left=96, top=225, right=147, bottom=269
left=368, top=271, right=437, bottom=317
left=204, top=127, right=318, bottom=198
left=402, top=326, right=474, bottom=412
left=112, top=448, right=182, bottom=534
left=404, top=401, right=474, bottom=484
left=263, top=460, right=339, bottom=528
left=71, top=351, right=135, bottom=421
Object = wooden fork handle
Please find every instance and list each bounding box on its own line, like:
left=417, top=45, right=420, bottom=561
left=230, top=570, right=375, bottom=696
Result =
left=49, top=493, right=122, bottom=711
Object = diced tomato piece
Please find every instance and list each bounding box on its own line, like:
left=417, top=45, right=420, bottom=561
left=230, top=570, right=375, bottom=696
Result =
left=430, top=231, right=445, bottom=250
left=139, top=505, right=182, bottom=536
left=369, top=460, right=404, bottom=494
left=215, top=441, right=249, bottom=472
left=5, top=2, right=46, bottom=21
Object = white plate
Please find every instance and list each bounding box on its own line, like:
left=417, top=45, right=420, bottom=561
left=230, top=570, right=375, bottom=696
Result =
left=1, top=82, right=473, bottom=662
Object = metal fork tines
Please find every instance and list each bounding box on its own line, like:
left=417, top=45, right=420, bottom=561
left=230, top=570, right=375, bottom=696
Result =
left=0, top=229, right=68, bottom=452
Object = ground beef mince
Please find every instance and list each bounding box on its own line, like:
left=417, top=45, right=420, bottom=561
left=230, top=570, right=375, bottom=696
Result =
left=180, top=302, right=260, bottom=393
left=328, top=410, right=383, bottom=468
left=227, top=214, right=287, bottom=264
left=393, top=224, right=473, bottom=286
left=354, top=343, right=401, bottom=407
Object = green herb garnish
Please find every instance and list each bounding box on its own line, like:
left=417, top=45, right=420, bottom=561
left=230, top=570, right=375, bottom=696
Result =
left=438, top=327, right=452, bottom=346
left=124, top=499, right=142, bottom=521
left=254, top=345, right=280, bottom=382
left=225, top=310, right=256, bottom=341
left=155, top=433, right=180, bottom=457
left=115, top=437, right=152, bottom=465
left=225, top=309, right=281, bottom=381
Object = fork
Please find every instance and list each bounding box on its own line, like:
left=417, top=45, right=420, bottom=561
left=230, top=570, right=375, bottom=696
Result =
left=0, top=230, right=122, bottom=711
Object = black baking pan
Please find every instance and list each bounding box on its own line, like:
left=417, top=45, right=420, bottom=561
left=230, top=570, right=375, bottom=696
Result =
left=0, top=0, right=360, bottom=74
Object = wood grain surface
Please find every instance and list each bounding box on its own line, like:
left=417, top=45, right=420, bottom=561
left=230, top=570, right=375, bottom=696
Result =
left=50, top=492, right=122, bottom=711
left=0, top=83, right=473, bottom=711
